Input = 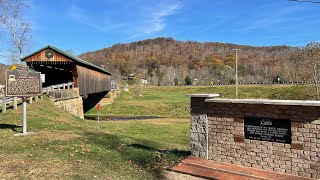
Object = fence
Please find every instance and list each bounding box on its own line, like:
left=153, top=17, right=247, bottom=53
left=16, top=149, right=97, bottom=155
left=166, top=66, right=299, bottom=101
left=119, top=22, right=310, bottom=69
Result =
left=0, top=82, right=74, bottom=113
left=189, top=81, right=319, bottom=87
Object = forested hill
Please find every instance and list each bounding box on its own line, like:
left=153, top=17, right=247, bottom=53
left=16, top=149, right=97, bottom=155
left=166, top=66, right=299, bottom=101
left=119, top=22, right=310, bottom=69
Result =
left=80, top=37, right=302, bottom=85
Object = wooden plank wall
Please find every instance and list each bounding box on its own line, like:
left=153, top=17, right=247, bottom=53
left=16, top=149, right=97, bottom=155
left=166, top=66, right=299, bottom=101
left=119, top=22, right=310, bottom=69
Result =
left=77, top=65, right=111, bottom=95
left=24, top=49, right=73, bottom=63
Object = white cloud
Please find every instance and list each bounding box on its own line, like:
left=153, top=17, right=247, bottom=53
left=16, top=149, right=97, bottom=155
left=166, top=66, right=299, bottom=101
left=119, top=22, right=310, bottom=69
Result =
left=68, top=5, right=127, bottom=32
left=67, top=2, right=182, bottom=37
left=139, top=2, right=182, bottom=34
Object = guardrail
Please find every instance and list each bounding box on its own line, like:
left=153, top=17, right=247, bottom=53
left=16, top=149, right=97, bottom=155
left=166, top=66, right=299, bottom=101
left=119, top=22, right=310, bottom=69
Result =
left=185, top=81, right=320, bottom=86
left=43, top=82, right=74, bottom=94
left=0, top=82, right=74, bottom=113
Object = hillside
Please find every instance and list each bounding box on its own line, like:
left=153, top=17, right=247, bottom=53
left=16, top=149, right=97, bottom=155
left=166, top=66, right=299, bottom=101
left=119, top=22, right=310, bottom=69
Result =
left=80, top=37, right=303, bottom=85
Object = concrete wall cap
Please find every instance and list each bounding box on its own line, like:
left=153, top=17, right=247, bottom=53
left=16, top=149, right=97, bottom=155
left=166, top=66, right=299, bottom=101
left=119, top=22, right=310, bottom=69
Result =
left=186, top=94, right=220, bottom=98
left=205, top=98, right=320, bottom=106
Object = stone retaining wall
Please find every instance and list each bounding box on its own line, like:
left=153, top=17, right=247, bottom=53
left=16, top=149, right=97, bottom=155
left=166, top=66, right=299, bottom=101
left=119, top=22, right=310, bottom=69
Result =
left=48, top=88, right=84, bottom=119
left=189, top=96, right=320, bottom=179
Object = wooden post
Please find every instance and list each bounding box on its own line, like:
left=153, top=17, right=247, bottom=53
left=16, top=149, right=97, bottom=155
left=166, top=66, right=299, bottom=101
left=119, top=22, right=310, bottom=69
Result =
left=1, top=97, right=6, bottom=113
left=35, top=96, right=39, bottom=101
left=63, top=83, right=66, bottom=90
left=13, top=97, right=18, bottom=110
left=29, top=97, right=33, bottom=104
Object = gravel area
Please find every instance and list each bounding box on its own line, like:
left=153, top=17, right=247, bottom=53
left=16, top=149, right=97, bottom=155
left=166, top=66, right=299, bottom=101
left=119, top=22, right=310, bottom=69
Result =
left=164, top=171, right=206, bottom=180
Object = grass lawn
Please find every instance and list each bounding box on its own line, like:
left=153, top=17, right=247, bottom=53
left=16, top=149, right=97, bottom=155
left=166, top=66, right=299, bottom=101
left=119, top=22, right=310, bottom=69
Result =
left=86, top=85, right=318, bottom=118
left=1, top=84, right=317, bottom=179
left=0, top=97, right=190, bottom=179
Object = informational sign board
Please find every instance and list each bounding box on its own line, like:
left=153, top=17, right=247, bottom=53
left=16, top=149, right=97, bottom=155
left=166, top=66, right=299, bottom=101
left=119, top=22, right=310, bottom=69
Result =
left=244, top=117, right=291, bottom=144
left=5, top=65, right=42, bottom=97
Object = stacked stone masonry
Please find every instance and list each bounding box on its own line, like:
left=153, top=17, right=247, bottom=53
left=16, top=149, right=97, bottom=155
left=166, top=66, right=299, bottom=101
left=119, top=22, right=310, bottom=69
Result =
left=49, top=88, right=84, bottom=119
left=190, top=97, right=320, bottom=179
left=191, top=114, right=208, bottom=159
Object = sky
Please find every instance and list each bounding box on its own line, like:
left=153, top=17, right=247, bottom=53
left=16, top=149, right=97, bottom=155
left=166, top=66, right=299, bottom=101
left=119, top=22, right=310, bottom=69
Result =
left=1, top=0, right=320, bottom=63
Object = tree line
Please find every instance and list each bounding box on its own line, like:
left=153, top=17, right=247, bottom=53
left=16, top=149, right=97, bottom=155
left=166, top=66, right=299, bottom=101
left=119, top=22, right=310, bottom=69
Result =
left=80, top=37, right=319, bottom=86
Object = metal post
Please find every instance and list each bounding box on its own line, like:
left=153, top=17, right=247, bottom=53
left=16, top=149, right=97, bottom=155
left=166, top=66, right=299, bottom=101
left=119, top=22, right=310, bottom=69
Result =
left=97, top=111, right=100, bottom=131
left=22, top=97, right=27, bottom=134
left=315, top=64, right=319, bottom=100
left=233, top=49, right=241, bottom=99
left=13, top=97, right=18, bottom=110
left=2, top=97, right=6, bottom=113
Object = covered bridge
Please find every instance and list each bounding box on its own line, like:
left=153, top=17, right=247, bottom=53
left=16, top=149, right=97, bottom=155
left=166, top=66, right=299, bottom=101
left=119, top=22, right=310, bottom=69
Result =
left=21, top=45, right=111, bottom=96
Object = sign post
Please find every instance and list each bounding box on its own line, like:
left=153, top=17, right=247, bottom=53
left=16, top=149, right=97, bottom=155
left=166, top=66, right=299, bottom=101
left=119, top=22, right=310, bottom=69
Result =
left=96, top=103, right=101, bottom=131
left=5, top=64, right=42, bottom=136
left=22, top=97, right=27, bottom=134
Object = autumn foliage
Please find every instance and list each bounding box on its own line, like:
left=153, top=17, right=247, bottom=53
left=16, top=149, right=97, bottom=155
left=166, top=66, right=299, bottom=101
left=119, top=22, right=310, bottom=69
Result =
left=78, top=37, right=316, bottom=85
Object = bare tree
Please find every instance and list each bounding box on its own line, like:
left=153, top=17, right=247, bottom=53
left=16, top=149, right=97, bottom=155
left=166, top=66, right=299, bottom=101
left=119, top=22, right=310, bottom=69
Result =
left=0, top=0, right=30, bottom=64
left=297, top=42, right=320, bottom=99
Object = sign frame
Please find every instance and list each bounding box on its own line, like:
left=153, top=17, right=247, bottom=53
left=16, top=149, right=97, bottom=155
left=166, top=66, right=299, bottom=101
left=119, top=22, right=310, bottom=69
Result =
left=5, top=65, right=42, bottom=97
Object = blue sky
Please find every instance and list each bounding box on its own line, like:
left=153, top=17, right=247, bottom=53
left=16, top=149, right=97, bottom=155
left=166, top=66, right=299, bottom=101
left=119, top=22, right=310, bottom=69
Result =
left=19, top=0, right=320, bottom=56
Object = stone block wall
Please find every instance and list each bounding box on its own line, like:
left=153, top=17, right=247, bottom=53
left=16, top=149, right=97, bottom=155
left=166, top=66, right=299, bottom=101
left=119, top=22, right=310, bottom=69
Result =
left=48, top=88, right=84, bottom=119
left=191, top=114, right=208, bottom=159
left=54, top=97, right=84, bottom=119
left=190, top=97, right=320, bottom=179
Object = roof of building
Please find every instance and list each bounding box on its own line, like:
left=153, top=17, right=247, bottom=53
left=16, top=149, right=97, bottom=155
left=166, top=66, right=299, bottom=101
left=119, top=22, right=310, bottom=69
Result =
left=21, top=45, right=111, bottom=75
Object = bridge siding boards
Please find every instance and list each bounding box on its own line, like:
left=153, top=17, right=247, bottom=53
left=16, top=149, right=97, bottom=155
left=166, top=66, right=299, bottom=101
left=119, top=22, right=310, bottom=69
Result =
left=21, top=45, right=111, bottom=96
left=24, top=49, right=73, bottom=63
left=77, top=66, right=111, bottom=95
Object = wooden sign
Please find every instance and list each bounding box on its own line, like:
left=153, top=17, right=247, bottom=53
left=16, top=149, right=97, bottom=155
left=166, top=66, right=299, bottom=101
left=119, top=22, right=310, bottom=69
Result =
left=5, top=65, right=42, bottom=97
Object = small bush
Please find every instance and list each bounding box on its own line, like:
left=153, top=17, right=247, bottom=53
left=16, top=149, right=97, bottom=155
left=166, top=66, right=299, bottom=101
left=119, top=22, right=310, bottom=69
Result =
left=185, top=75, right=192, bottom=85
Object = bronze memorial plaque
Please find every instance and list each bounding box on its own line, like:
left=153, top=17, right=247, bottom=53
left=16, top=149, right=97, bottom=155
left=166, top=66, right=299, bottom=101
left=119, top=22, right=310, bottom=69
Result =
left=244, top=117, right=291, bottom=144
left=5, top=65, right=42, bottom=97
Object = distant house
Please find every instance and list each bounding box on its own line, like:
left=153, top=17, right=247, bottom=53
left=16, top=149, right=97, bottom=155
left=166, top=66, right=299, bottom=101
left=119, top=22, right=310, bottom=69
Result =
left=141, top=78, right=148, bottom=85
left=128, top=74, right=135, bottom=80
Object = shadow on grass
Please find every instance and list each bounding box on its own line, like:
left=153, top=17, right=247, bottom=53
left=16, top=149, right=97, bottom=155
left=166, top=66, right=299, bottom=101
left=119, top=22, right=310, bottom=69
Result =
left=0, top=124, right=22, bottom=132
left=85, top=132, right=190, bottom=178
left=128, top=143, right=190, bottom=157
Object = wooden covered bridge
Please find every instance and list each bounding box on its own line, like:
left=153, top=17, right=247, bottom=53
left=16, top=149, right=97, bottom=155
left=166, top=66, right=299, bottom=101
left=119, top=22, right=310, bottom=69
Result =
left=21, top=45, right=111, bottom=112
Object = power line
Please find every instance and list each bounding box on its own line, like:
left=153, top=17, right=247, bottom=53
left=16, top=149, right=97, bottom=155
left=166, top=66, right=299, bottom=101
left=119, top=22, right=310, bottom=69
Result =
left=288, top=0, right=320, bottom=4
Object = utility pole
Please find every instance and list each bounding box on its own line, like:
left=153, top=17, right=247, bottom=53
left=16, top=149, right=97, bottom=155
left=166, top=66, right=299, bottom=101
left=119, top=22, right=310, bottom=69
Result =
left=233, top=49, right=241, bottom=98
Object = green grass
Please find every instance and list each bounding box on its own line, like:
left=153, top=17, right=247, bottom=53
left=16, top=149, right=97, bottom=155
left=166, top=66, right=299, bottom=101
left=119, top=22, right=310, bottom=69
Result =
left=86, top=85, right=318, bottom=118
left=1, top=84, right=318, bottom=179
left=0, top=97, right=190, bottom=179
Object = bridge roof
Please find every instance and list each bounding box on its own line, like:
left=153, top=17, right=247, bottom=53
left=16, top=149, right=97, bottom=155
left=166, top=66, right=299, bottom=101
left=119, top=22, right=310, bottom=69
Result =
left=21, top=45, right=111, bottom=75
